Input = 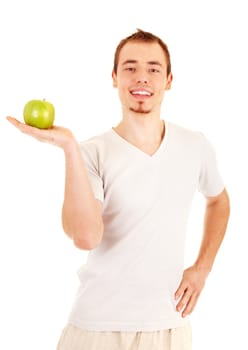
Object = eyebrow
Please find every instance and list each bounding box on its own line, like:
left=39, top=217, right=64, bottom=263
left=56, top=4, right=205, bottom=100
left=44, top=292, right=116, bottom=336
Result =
left=122, top=60, right=162, bottom=66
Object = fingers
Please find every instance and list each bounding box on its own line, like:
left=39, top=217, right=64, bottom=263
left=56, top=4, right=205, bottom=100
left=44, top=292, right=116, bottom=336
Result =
left=174, top=266, right=207, bottom=318
left=6, top=116, right=37, bottom=133
left=176, top=290, right=199, bottom=316
left=6, top=116, right=22, bottom=127
left=175, top=287, right=191, bottom=312
left=6, top=116, right=74, bottom=149
left=182, top=293, right=199, bottom=317
left=175, top=283, right=200, bottom=317
left=6, top=116, right=54, bottom=143
left=174, top=281, right=186, bottom=301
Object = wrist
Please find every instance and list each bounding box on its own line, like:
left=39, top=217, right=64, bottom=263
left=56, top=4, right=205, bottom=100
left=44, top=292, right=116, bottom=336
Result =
left=62, top=134, right=79, bottom=154
left=193, top=261, right=212, bottom=276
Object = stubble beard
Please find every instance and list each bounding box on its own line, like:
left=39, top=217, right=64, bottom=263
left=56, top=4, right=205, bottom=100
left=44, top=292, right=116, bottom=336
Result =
left=129, top=102, right=152, bottom=114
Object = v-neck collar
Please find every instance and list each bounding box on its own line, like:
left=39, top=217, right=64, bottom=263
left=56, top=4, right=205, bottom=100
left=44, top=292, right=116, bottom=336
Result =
left=110, top=120, right=170, bottom=159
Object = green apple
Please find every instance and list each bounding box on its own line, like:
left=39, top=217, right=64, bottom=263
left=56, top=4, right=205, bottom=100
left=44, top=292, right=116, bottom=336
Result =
left=23, top=99, right=55, bottom=129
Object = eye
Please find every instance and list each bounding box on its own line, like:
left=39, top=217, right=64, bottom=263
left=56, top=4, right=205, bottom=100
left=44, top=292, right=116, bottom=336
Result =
left=124, top=67, right=136, bottom=72
left=149, top=68, right=160, bottom=73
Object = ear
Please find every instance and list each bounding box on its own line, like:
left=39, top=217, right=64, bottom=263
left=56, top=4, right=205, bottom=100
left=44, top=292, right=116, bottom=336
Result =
left=112, top=71, right=118, bottom=88
left=165, top=72, right=173, bottom=90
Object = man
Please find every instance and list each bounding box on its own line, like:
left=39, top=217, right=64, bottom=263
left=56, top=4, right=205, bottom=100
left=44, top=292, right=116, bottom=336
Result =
left=7, top=29, right=230, bottom=350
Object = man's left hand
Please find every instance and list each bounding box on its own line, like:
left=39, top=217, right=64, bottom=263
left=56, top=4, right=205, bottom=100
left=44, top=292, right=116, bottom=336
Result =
left=174, top=265, right=209, bottom=317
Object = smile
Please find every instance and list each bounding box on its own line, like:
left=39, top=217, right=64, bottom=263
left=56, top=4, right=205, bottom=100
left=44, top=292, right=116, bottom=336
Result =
left=130, top=89, right=153, bottom=97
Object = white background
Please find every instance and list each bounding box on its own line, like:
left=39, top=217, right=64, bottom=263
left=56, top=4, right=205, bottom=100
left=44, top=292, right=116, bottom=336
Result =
left=0, top=0, right=247, bottom=349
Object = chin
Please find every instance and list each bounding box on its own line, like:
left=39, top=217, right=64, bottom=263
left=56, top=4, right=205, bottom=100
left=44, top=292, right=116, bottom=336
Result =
left=129, top=107, right=152, bottom=114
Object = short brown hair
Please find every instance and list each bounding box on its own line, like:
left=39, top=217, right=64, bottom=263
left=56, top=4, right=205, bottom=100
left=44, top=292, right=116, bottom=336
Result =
left=113, top=29, right=172, bottom=77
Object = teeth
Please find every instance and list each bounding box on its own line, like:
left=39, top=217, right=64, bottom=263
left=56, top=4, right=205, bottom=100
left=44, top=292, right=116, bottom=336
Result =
left=131, top=90, right=151, bottom=96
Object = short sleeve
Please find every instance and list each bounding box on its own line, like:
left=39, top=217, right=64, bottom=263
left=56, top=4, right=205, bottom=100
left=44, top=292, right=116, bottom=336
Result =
left=80, top=141, right=104, bottom=202
left=198, top=134, right=225, bottom=197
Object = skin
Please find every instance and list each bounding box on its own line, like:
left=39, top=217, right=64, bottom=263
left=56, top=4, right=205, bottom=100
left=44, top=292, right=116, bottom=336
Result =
left=112, top=41, right=172, bottom=155
left=112, top=41, right=230, bottom=317
left=6, top=40, right=230, bottom=318
left=5, top=119, right=104, bottom=250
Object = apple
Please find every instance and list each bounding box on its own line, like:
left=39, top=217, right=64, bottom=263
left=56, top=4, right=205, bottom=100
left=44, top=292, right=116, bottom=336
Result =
left=23, top=99, right=55, bottom=129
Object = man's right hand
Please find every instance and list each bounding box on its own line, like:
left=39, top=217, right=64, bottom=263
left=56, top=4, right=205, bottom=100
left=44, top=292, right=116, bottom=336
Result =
left=6, top=116, right=75, bottom=150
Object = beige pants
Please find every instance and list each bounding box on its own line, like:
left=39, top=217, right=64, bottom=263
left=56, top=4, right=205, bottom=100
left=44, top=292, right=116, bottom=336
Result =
left=56, top=323, right=192, bottom=350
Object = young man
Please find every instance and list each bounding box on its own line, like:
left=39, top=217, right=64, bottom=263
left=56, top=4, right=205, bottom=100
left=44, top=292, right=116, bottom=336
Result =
left=7, top=29, right=230, bottom=350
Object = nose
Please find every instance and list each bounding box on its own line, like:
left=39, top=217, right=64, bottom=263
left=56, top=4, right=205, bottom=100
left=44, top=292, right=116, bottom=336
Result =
left=136, top=77, right=148, bottom=84
left=135, top=68, right=149, bottom=84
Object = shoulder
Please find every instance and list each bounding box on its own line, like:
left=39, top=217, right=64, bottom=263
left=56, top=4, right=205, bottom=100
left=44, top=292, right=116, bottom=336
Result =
left=167, top=122, right=217, bottom=162
left=168, top=121, right=205, bottom=146
left=79, top=130, right=112, bottom=155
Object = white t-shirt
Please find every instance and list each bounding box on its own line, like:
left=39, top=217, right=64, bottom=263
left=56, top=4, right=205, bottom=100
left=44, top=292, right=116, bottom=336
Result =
left=68, top=121, right=224, bottom=332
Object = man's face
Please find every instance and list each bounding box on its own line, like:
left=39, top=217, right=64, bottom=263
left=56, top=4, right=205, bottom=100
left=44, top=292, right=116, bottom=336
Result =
left=112, top=41, right=172, bottom=115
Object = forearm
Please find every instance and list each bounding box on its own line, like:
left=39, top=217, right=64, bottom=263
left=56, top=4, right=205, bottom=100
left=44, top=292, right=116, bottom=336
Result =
left=175, top=190, right=230, bottom=317
left=194, top=189, right=230, bottom=274
left=62, top=138, right=103, bottom=249
left=5, top=117, right=103, bottom=249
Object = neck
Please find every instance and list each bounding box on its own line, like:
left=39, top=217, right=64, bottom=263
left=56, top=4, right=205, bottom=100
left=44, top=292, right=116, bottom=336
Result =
left=113, top=115, right=165, bottom=146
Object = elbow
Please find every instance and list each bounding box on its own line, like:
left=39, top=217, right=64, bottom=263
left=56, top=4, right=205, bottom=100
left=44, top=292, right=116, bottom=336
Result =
left=72, top=222, right=104, bottom=251
left=73, top=238, right=98, bottom=250
left=221, top=189, right=231, bottom=217
left=62, top=212, right=104, bottom=250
